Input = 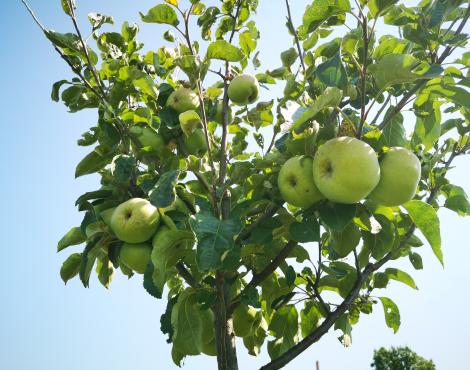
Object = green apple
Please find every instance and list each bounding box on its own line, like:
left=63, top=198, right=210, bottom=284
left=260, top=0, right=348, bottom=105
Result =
left=110, top=198, right=160, bottom=243
left=200, top=308, right=216, bottom=356
left=277, top=156, right=324, bottom=208
left=312, top=137, right=380, bottom=204
left=228, top=74, right=260, bottom=106
left=233, top=305, right=258, bottom=337
left=166, top=87, right=200, bottom=113
left=368, top=147, right=421, bottom=206
left=212, top=101, right=233, bottom=124
left=129, top=125, right=166, bottom=155
left=183, top=128, right=207, bottom=157
left=179, top=110, right=201, bottom=136
left=119, top=242, right=152, bottom=274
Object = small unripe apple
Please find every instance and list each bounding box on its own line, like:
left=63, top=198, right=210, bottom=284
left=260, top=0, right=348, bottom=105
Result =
left=183, top=128, right=207, bottom=157
left=277, top=156, right=324, bottom=208
left=111, top=198, right=160, bottom=243
left=312, top=137, right=380, bottom=204
left=179, top=110, right=201, bottom=136
left=120, top=242, right=152, bottom=274
left=129, top=125, right=166, bottom=155
left=166, top=87, right=200, bottom=113
left=369, top=147, right=421, bottom=206
left=228, top=74, right=260, bottom=106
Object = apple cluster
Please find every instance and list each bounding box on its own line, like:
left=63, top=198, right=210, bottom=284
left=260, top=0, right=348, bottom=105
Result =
left=278, top=136, right=421, bottom=208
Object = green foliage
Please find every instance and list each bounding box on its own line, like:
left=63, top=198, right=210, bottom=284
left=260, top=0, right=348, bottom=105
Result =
left=31, top=0, right=470, bottom=367
left=371, top=346, right=436, bottom=370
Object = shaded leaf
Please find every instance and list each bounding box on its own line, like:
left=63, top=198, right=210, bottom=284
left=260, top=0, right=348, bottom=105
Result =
left=60, top=253, right=81, bottom=284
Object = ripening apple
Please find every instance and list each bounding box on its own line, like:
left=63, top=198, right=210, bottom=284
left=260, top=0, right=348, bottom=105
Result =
left=312, top=137, right=380, bottom=204
left=119, top=242, right=152, bottom=274
left=368, top=147, right=421, bottom=206
left=183, top=128, right=207, bottom=157
left=277, top=156, right=324, bottom=208
left=129, top=125, right=166, bottom=155
left=228, top=74, right=260, bottom=106
left=233, top=305, right=258, bottom=337
left=110, top=198, right=160, bottom=243
left=166, top=87, right=200, bottom=113
left=179, top=110, right=201, bottom=136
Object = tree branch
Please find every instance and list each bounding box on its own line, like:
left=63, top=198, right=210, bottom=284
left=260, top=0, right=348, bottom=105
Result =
left=228, top=240, right=298, bottom=314
left=176, top=262, right=199, bottom=288
left=378, top=4, right=470, bottom=131
left=259, top=143, right=465, bottom=370
left=285, top=0, right=306, bottom=74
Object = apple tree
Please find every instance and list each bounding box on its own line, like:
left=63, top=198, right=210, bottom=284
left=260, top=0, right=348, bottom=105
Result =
left=23, top=0, right=470, bottom=369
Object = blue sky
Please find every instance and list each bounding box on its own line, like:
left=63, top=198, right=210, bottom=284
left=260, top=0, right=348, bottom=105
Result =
left=1, top=1, right=469, bottom=369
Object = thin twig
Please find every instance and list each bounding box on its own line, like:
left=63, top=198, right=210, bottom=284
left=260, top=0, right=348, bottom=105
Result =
left=285, top=0, right=306, bottom=74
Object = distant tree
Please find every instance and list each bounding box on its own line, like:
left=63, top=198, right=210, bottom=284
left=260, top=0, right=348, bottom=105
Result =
left=371, top=346, right=436, bottom=370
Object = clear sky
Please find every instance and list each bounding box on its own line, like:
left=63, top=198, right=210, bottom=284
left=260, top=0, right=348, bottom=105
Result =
left=1, top=1, right=469, bottom=369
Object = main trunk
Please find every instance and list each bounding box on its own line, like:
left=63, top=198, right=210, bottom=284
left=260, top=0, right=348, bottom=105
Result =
left=215, top=272, right=239, bottom=370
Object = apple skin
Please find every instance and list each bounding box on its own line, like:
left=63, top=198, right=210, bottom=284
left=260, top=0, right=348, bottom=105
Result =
left=312, top=137, right=380, bottom=204
left=129, top=125, right=166, bottom=155
left=110, top=198, right=160, bottom=243
left=278, top=156, right=324, bottom=208
left=179, top=110, right=201, bottom=136
left=119, top=242, right=152, bottom=274
left=228, top=74, right=260, bottom=106
left=166, top=87, right=200, bottom=113
left=183, top=128, right=207, bottom=157
left=368, top=147, right=421, bottom=206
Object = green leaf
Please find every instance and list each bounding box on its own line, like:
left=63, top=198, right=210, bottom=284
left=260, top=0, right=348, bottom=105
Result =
left=111, top=155, right=136, bottom=184
left=368, top=0, right=399, bottom=17
left=151, top=228, right=194, bottom=296
left=79, top=236, right=101, bottom=288
left=381, top=109, right=406, bottom=147
left=75, top=150, right=110, bottom=178
left=371, top=54, right=420, bottom=89
left=143, top=260, right=161, bottom=299
left=319, top=203, right=356, bottom=231
left=190, top=211, right=243, bottom=272
left=300, top=301, right=320, bottom=337
left=60, top=253, right=81, bottom=284
left=140, top=4, right=179, bottom=26
left=61, top=0, right=74, bottom=16
left=384, top=268, right=418, bottom=289
left=171, top=288, right=208, bottom=355
left=302, top=0, right=351, bottom=33
left=206, top=40, right=244, bottom=62
left=268, top=305, right=299, bottom=359
left=316, top=53, right=348, bottom=88
left=289, top=216, right=320, bottom=243
left=96, top=257, right=114, bottom=289
left=411, top=100, right=441, bottom=151
left=88, top=13, right=114, bottom=30
left=149, top=170, right=180, bottom=208
left=379, top=297, right=401, bottom=333
left=51, top=80, right=69, bottom=102
left=57, top=227, right=85, bottom=252
left=441, top=184, right=470, bottom=216
left=290, top=87, right=342, bottom=130
left=403, top=200, right=442, bottom=266
left=409, top=252, right=423, bottom=270
left=363, top=215, right=396, bottom=260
